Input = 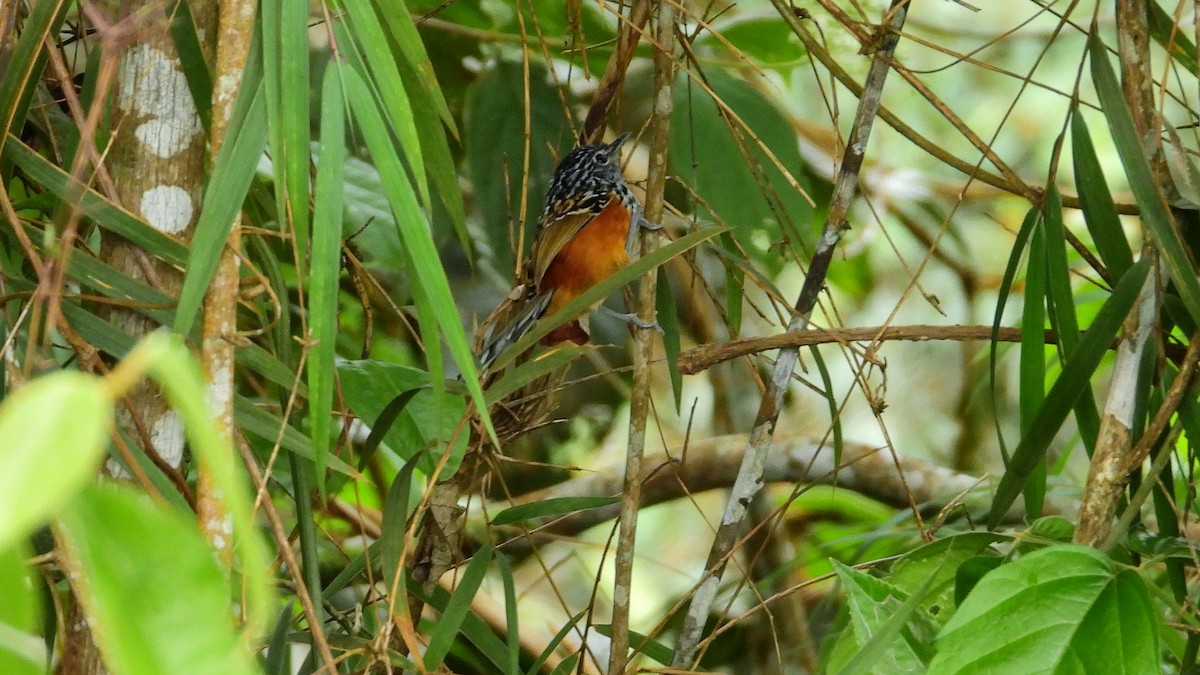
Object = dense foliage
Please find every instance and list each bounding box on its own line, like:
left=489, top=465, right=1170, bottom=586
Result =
left=1, top=1, right=1197, bottom=673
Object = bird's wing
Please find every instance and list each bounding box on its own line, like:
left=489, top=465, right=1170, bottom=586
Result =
left=528, top=199, right=613, bottom=287
left=475, top=285, right=552, bottom=371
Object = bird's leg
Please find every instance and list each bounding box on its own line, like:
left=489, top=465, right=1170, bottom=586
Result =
left=599, top=304, right=662, bottom=332
left=637, top=214, right=662, bottom=230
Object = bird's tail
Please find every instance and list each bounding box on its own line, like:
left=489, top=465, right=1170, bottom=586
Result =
left=474, top=286, right=552, bottom=372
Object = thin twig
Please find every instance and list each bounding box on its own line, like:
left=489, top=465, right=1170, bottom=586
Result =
left=607, top=1, right=675, bottom=672
left=670, top=1, right=910, bottom=666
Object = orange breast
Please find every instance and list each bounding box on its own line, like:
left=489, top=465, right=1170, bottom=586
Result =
left=540, top=197, right=632, bottom=316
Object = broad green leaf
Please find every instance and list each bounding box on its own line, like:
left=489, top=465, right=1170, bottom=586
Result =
left=56, top=484, right=260, bottom=675
left=828, top=560, right=934, bottom=675
left=0, top=372, right=110, bottom=550
left=491, top=496, right=621, bottom=526
left=174, top=85, right=268, bottom=336
left=1090, top=35, right=1200, bottom=325
left=336, top=359, right=466, bottom=475
left=887, top=533, right=1007, bottom=628
left=931, top=545, right=1158, bottom=674
left=307, top=65, right=348, bottom=495
left=698, top=17, right=807, bottom=67
left=465, top=59, right=574, bottom=278
left=129, top=333, right=275, bottom=635
left=988, top=257, right=1150, bottom=527
left=424, top=546, right=493, bottom=669
left=670, top=70, right=814, bottom=276
left=0, top=545, right=43, bottom=675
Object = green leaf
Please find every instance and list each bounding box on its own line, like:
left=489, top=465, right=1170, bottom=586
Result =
left=342, top=63, right=494, bottom=442
left=2, top=138, right=187, bottom=266
left=525, top=613, right=585, bottom=675
left=336, top=359, right=466, bottom=475
left=0, top=0, right=68, bottom=137
left=56, top=484, right=260, bottom=675
left=829, top=560, right=935, bottom=675
left=424, top=547, right=493, bottom=669
left=0, top=544, right=43, bottom=675
left=174, top=85, right=268, bottom=336
left=263, top=603, right=294, bottom=675
left=341, top=0, right=428, bottom=207
left=167, top=0, right=212, bottom=133
left=953, top=556, right=1002, bottom=607
left=592, top=624, right=674, bottom=666
left=132, top=333, right=275, bottom=635
left=307, top=64, right=348, bottom=496
left=380, top=458, right=418, bottom=613
left=1019, top=211, right=1047, bottom=516
left=990, top=207, right=1041, bottom=461
left=490, top=496, right=620, bottom=526
left=1042, top=186, right=1100, bottom=453
left=1147, top=2, right=1198, bottom=72
left=1071, top=109, right=1133, bottom=280
left=0, top=372, right=110, bottom=550
left=988, top=257, right=1150, bottom=527
left=482, top=344, right=583, bottom=405
left=464, top=60, right=574, bottom=278
left=930, top=545, right=1159, bottom=674
left=497, top=555, right=520, bottom=675
left=887, top=533, right=1007, bottom=627
left=670, top=70, right=814, bottom=276
left=699, top=17, right=807, bottom=67
left=1090, top=35, right=1200, bottom=325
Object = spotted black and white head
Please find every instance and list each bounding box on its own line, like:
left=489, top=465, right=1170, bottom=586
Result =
left=539, top=133, right=635, bottom=224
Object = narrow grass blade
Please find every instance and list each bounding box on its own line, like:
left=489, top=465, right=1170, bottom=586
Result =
left=988, top=257, right=1151, bottom=527
left=174, top=86, right=268, bottom=335
left=1090, top=35, right=1200, bottom=325
left=1019, top=216, right=1046, bottom=517
left=307, top=65, right=347, bottom=495
left=423, top=546, right=493, bottom=669
left=1071, top=109, right=1133, bottom=280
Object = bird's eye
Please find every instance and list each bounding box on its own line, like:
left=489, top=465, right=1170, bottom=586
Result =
left=592, top=152, right=606, bottom=164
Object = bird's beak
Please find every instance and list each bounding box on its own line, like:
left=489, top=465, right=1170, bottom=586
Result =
left=608, top=132, right=631, bottom=152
